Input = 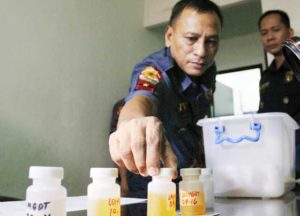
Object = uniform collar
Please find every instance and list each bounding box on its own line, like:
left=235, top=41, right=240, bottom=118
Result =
left=181, top=72, right=194, bottom=92
left=174, top=65, right=203, bottom=94
left=156, top=47, right=174, bottom=72
left=269, top=59, right=290, bottom=72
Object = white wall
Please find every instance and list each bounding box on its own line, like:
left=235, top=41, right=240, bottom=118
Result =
left=0, top=0, right=164, bottom=198
left=261, top=0, right=300, bottom=35
left=216, top=32, right=265, bottom=71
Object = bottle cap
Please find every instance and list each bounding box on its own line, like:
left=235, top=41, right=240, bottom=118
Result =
left=90, top=168, right=118, bottom=178
left=158, top=168, right=175, bottom=177
left=29, top=166, right=64, bottom=179
left=201, top=168, right=213, bottom=176
left=180, top=168, right=201, bottom=176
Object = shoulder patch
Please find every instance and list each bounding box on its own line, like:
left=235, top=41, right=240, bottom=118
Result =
left=135, top=66, right=162, bottom=92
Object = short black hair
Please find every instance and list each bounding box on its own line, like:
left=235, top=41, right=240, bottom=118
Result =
left=169, top=0, right=223, bottom=27
left=258, top=10, right=290, bottom=29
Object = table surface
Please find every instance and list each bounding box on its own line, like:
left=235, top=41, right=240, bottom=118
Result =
left=67, top=191, right=300, bottom=216
left=2, top=192, right=300, bottom=216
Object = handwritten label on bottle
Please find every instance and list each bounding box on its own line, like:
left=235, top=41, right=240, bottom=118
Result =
left=88, top=198, right=120, bottom=216
left=180, top=191, right=202, bottom=206
left=167, top=193, right=176, bottom=209
left=108, top=198, right=120, bottom=216
left=26, top=200, right=66, bottom=216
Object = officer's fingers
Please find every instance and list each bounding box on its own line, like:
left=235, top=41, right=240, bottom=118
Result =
left=130, top=120, right=147, bottom=176
left=115, top=121, right=137, bottom=173
left=145, top=117, right=163, bottom=176
left=109, top=132, right=125, bottom=168
left=161, top=139, right=178, bottom=179
left=117, top=124, right=139, bottom=173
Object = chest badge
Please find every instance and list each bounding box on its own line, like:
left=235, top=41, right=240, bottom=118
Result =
left=284, top=70, right=294, bottom=83
left=204, top=88, right=213, bottom=102
left=260, top=81, right=270, bottom=91
left=177, top=101, right=192, bottom=124
left=178, top=102, right=189, bottom=112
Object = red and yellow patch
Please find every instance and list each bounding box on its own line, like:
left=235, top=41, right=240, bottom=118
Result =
left=135, top=66, right=162, bottom=92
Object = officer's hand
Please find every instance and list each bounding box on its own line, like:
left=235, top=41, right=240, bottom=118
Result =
left=109, top=116, right=177, bottom=177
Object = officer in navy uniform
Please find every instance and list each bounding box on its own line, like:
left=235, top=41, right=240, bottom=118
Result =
left=258, top=10, right=300, bottom=177
left=259, top=58, right=300, bottom=122
left=109, top=0, right=223, bottom=202
left=123, top=49, right=217, bottom=198
left=113, top=52, right=217, bottom=198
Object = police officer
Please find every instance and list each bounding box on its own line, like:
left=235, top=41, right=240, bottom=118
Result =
left=258, top=10, right=300, bottom=177
left=109, top=0, right=223, bottom=199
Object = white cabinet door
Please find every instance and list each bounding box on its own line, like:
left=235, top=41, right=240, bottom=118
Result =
left=144, top=0, right=247, bottom=28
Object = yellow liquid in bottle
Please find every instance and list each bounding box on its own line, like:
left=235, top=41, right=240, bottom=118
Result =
left=180, top=190, right=206, bottom=215
left=147, top=192, right=176, bottom=216
left=88, top=198, right=120, bottom=216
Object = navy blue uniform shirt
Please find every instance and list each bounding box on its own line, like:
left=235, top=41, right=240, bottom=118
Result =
left=124, top=47, right=216, bottom=196
left=259, top=60, right=300, bottom=123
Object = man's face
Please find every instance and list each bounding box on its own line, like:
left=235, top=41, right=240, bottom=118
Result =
left=165, top=8, right=221, bottom=78
left=259, top=14, right=294, bottom=56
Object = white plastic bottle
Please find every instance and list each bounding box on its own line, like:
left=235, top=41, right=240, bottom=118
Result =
left=200, top=168, right=214, bottom=209
left=147, top=168, right=176, bottom=216
left=26, top=166, right=67, bottom=216
left=179, top=168, right=205, bottom=215
left=87, top=168, right=120, bottom=216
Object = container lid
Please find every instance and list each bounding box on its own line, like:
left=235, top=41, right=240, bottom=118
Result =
left=180, top=168, right=200, bottom=176
left=158, top=168, right=175, bottom=177
left=201, top=168, right=212, bottom=176
left=29, top=166, right=64, bottom=179
left=90, top=168, right=118, bottom=178
left=197, top=112, right=299, bottom=130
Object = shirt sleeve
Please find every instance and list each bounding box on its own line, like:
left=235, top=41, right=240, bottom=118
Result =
left=125, top=65, right=165, bottom=104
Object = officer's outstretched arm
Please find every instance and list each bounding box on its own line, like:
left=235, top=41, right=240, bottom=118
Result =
left=109, top=94, right=177, bottom=177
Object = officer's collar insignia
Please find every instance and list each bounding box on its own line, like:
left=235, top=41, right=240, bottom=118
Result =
left=135, top=66, right=162, bottom=92
left=204, top=89, right=213, bottom=100
left=260, top=82, right=269, bottom=91
left=284, top=70, right=294, bottom=83
left=178, top=102, right=188, bottom=112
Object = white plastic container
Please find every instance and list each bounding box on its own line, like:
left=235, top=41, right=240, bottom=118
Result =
left=214, top=192, right=296, bottom=216
left=200, top=168, right=214, bottom=209
left=147, top=168, right=176, bottom=216
left=87, top=168, right=120, bottom=216
left=179, top=168, right=205, bottom=215
left=197, top=112, right=299, bottom=198
left=26, top=166, right=67, bottom=216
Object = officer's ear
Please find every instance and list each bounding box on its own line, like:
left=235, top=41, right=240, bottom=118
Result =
left=288, top=28, right=295, bottom=38
left=165, top=25, right=173, bottom=48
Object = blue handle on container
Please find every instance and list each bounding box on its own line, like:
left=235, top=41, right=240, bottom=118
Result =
left=214, top=122, right=261, bottom=144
